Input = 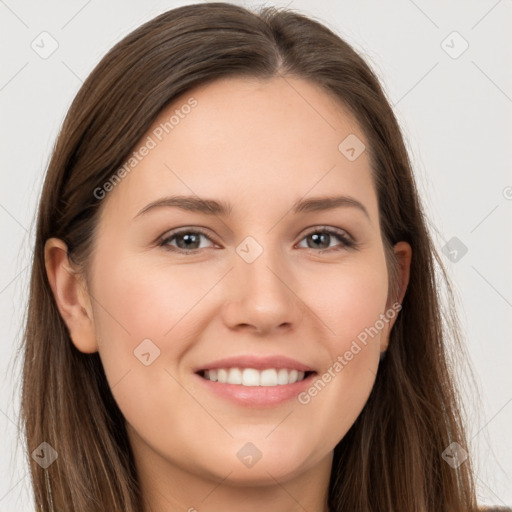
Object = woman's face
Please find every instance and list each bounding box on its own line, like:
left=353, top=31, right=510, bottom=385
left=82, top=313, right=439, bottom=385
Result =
left=48, top=75, right=410, bottom=505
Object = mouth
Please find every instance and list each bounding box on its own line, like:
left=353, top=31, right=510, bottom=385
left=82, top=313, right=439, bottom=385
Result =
left=192, top=355, right=318, bottom=406
left=194, top=367, right=317, bottom=407
left=196, top=368, right=316, bottom=386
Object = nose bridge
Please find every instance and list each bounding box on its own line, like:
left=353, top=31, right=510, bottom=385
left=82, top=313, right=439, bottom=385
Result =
left=237, top=234, right=289, bottom=300
left=223, top=233, right=301, bottom=332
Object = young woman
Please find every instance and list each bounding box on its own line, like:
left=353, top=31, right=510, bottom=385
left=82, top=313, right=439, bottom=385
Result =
left=19, top=3, right=504, bottom=511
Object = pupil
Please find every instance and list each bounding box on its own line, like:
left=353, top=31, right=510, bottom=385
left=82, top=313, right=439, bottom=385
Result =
left=310, top=233, right=329, bottom=249
left=178, top=233, right=199, bottom=249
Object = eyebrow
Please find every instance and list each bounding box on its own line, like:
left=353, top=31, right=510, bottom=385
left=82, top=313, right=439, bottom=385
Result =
left=133, top=194, right=370, bottom=220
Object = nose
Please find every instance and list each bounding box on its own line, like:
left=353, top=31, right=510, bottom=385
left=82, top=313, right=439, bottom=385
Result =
left=221, top=247, right=303, bottom=335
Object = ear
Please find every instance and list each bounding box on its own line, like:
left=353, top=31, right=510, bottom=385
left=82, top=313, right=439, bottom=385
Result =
left=380, top=241, right=412, bottom=353
left=393, top=241, right=412, bottom=305
left=44, top=237, right=98, bottom=354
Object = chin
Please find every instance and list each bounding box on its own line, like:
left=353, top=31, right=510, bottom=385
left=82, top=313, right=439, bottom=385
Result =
left=196, top=436, right=319, bottom=486
left=211, top=457, right=310, bottom=487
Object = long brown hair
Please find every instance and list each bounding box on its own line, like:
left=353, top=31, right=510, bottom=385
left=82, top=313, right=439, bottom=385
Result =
left=18, top=3, right=478, bottom=510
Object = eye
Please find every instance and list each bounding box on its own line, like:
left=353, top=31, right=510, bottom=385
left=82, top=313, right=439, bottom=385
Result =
left=158, top=228, right=216, bottom=254
left=158, top=226, right=356, bottom=255
left=296, top=227, right=355, bottom=253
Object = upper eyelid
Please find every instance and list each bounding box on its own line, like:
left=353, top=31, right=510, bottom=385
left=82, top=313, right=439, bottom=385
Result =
left=159, top=227, right=216, bottom=243
left=302, top=225, right=352, bottom=238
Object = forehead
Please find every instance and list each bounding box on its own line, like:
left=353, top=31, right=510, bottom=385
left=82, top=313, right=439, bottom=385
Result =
left=99, top=75, right=377, bottom=223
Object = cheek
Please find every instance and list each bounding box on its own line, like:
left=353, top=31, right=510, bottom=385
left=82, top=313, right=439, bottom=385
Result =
left=298, top=253, right=390, bottom=352
left=92, top=251, right=216, bottom=348
left=89, top=252, right=216, bottom=409
left=89, top=255, right=212, bottom=458
left=293, top=253, right=389, bottom=436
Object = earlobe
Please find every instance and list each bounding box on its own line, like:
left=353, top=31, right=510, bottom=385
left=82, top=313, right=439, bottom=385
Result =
left=44, top=237, right=98, bottom=354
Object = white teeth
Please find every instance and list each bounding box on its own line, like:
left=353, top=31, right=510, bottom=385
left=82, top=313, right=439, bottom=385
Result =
left=202, top=368, right=308, bottom=386
left=228, top=368, right=242, bottom=384
left=260, top=369, right=277, bottom=386
left=242, top=368, right=259, bottom=386
left=277, top=368, right=289, bottom=385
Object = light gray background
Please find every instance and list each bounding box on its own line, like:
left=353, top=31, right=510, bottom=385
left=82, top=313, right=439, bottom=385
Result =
left=1, top=0, right=511, bottom=509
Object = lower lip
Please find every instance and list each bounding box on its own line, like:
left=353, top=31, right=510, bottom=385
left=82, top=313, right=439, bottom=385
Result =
left=194, top=372, right=317, bottom=407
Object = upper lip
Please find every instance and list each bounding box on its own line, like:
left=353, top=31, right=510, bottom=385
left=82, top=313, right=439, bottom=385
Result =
left=194, top=355, right=315, bottom=373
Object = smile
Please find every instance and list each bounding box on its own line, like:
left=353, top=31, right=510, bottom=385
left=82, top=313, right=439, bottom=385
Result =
left=199, top=368, right=312, bottom=386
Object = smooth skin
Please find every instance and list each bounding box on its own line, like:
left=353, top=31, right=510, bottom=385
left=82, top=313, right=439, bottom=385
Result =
left=45, top=76, right=411, bottom=512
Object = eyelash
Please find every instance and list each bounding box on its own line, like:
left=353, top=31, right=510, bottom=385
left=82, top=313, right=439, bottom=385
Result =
left=157, top=226, right=356, bottom=255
